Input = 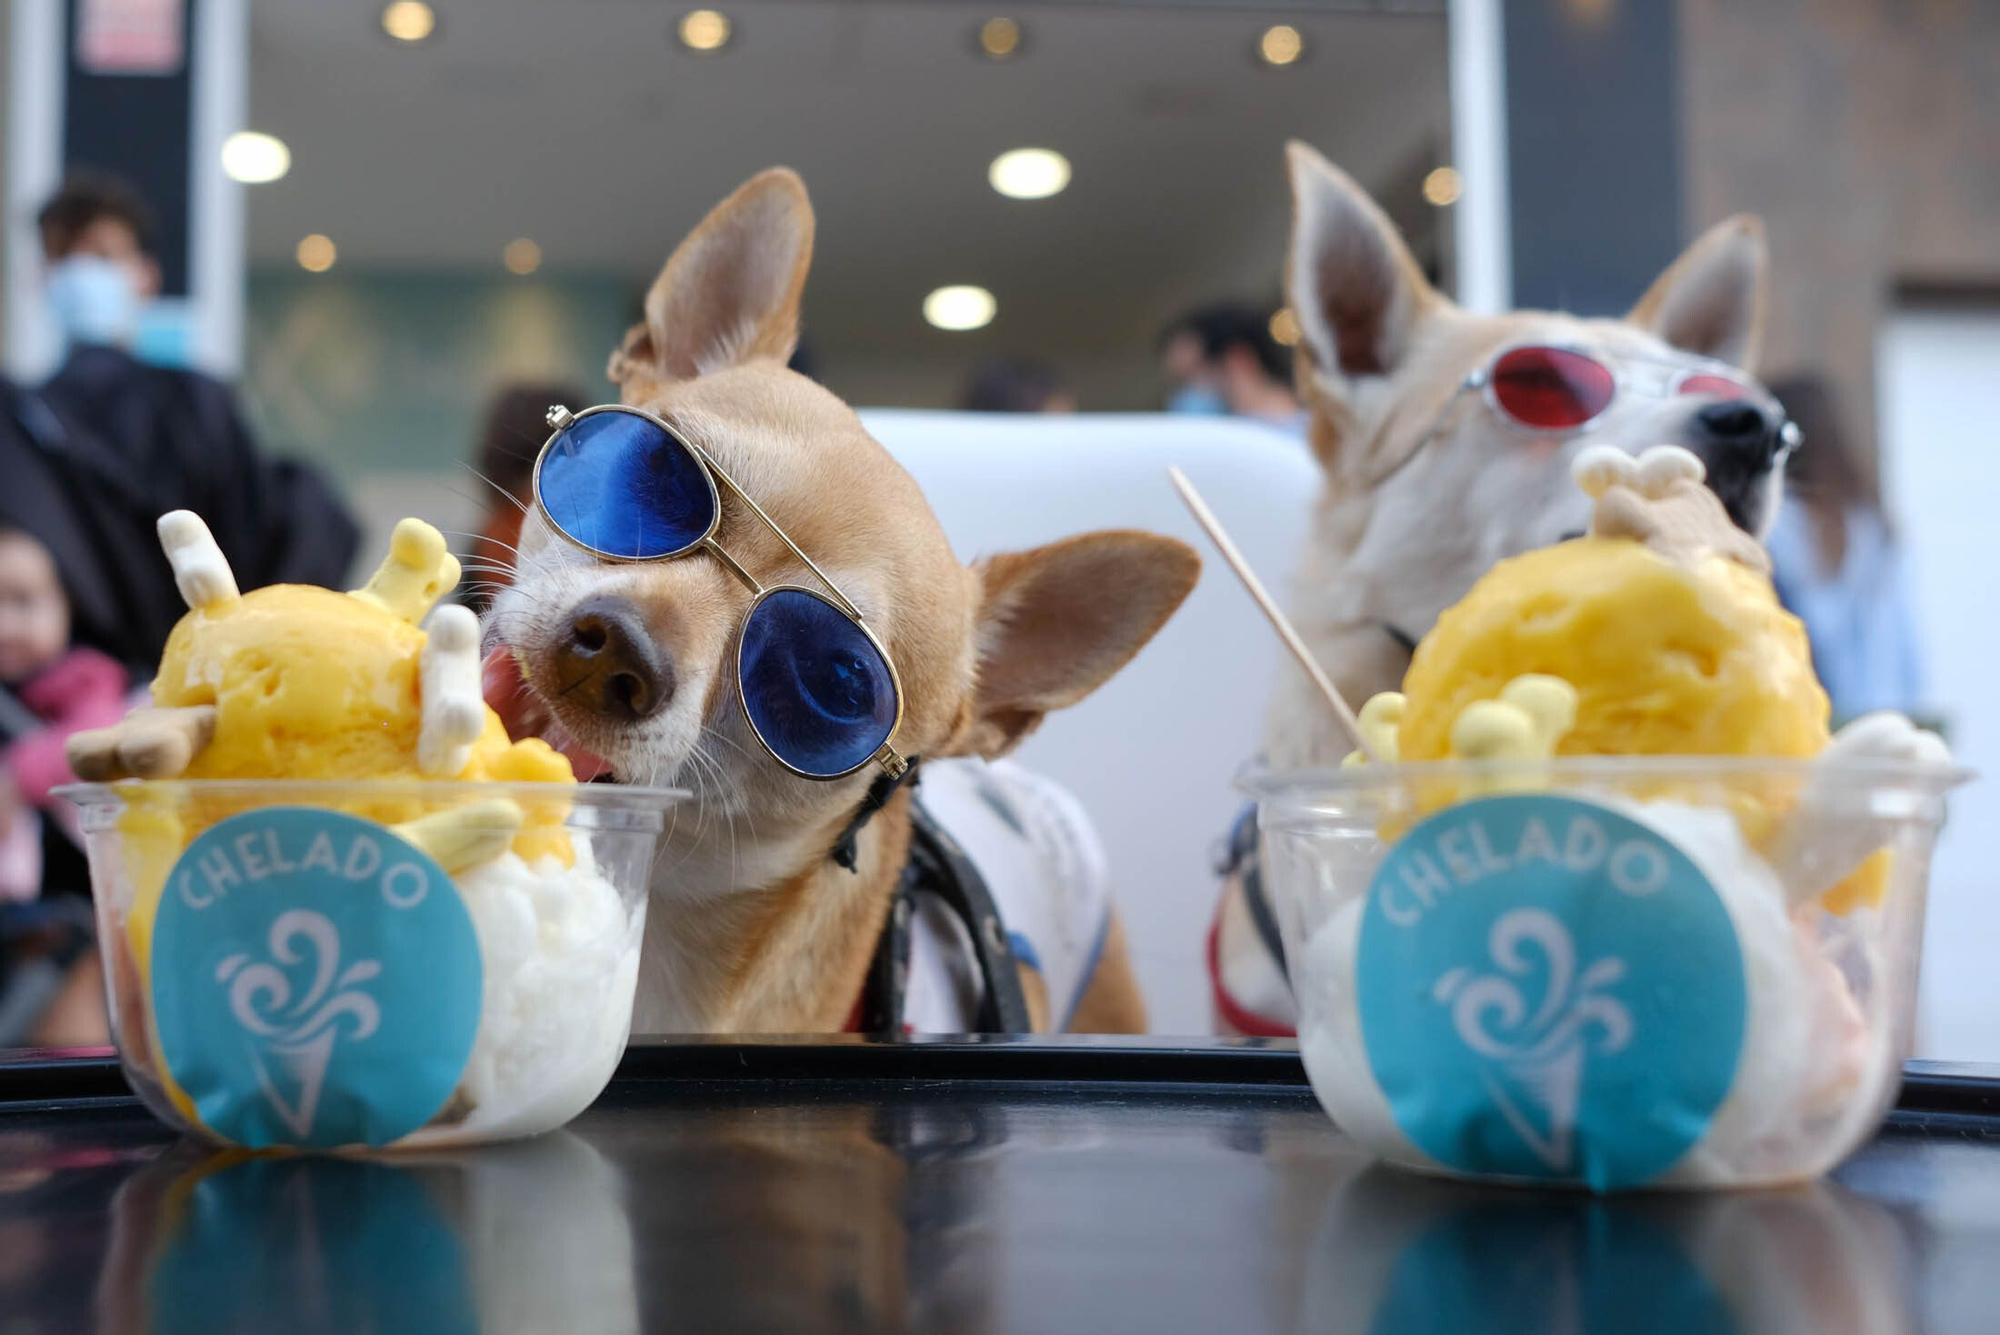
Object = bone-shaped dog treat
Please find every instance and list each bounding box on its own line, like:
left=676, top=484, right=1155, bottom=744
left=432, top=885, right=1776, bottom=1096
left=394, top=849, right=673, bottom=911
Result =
left=351, top=517, right=462, bottom=624
left=66, top=705, right=218, bottom=782
left=1448, top=674, right=1578, bottom=793
left=1573, top=444, right=1770, bottom=574
left=158, top=511, right=239, bottom=611
left=1775, top=712, right=1954, bottom=908
left=419, top=605, right=486, bottom=777
left=1341, top=692, right=1406, bottom=768
left=391, top=799, right=525, bottom=874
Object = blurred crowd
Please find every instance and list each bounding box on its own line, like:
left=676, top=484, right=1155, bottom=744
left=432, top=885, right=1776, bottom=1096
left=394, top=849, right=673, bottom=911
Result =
left=0, top=173, right=1924, bottom=1049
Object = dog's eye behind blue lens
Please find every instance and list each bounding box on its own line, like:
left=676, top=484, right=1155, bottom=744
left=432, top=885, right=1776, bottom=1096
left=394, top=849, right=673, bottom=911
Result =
left=740, top=589, right=897, bottom=778
left=538, top=412, right=715, bottom=558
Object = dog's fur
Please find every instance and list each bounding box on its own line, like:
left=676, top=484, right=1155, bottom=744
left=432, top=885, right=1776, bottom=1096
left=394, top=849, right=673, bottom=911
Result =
left=1265, top=142, right=1781, bottom=768
left=489, top=169, right=1198, bottom=1035
left=1213, top=145, right=1786, bottom=1034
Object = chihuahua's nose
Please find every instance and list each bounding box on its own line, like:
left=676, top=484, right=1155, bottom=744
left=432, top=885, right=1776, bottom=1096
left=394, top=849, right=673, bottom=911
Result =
left=557, top=595, right=673, bottom=721
left=1691, top=398, right=1782, bottom=476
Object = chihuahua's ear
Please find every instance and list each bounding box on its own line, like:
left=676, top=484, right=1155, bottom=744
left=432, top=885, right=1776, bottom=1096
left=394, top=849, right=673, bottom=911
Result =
left=1285, top=141, right=1441, bottom=396
left=949, top=532, right=1201, bottom=760
left=610, top=167, right=814, bottom=390
left=1629, top=215, right=1767, bottom=372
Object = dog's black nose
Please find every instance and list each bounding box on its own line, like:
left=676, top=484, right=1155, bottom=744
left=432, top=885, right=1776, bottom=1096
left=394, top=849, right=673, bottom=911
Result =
left=557, top=595, right=673, bottom=720
left=1691, top=398, right=1782, bottom=473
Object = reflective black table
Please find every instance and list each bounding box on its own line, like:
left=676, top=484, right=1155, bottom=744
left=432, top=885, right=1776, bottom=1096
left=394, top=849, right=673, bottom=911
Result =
left=4, top=1039, right=1999, bottom=1333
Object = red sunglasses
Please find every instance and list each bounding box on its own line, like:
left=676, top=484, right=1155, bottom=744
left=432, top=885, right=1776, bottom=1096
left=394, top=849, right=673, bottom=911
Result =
left=1473, top=343, right=1762, bottom=432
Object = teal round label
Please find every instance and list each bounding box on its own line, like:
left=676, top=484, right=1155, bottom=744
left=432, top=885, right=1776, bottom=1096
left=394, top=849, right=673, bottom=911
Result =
left=1357, top=795, right=1746, bottom=1190
left=151, top=808, right=483, bottom=1149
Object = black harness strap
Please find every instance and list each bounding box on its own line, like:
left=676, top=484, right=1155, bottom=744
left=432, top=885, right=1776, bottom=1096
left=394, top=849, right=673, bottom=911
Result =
left=854, top=802, right=1031, bottom=1037
left=828, top=760, right=925, bottom=874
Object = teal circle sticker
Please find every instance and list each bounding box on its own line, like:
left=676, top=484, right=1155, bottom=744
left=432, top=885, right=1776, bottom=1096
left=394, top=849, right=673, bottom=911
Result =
left=151, top=808, right=483, bottom=1149
left=1357, top=794, right=1746, bottom=1190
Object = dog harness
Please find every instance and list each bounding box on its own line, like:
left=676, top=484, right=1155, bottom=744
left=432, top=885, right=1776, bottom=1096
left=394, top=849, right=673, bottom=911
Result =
left=836, top=758, right=1112, bottom=1035
left=1210, top=804, right=1299, bottom=1037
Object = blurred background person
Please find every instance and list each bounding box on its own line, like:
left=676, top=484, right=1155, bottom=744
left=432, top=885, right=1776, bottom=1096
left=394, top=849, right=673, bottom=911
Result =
left=959, top=358, right=1077, bottom=413
left=0, top=524, right=119, bottom=1047
left=1765, top=373, right=1924, bottom=721
left=463, top=379, right=586, bottom=611
left=1157, top=303, right=1303, bottom=435
left=27, top=174, right=359, bottom=670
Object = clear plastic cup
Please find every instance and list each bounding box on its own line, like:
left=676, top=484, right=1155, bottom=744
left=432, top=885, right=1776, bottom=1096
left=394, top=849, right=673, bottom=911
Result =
left=62, top=779, right=679, bottom=1151
left=1242, top=757, right=1969, bottom=1191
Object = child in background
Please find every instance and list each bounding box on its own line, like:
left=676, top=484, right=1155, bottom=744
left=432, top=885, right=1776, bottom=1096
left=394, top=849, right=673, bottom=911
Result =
left=1, top=525, right=128, bottom=902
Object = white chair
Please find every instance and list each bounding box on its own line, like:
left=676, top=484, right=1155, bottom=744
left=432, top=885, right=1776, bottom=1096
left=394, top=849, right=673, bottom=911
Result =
left=860, top=410, right=1321, bottom=1033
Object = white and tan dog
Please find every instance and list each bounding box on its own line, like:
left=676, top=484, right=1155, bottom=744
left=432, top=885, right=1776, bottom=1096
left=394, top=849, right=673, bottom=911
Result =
left=1213, top=143, right=1793, bottom=1033
left=488, top=169, right=1199, bottom=1036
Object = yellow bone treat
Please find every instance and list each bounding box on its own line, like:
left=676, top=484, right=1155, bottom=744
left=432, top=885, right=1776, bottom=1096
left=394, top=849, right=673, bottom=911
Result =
left=1341, top=692, right=1406, bottom=768
left=1446, top=674, right=1578, bottom=797
left=350, top=517, right=462, bottom=624
left=392, top=800, right=525, bottom=875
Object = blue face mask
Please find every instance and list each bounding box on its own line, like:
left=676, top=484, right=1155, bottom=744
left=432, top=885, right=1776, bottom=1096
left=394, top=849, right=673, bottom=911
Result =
left=1167, top=384, right=1229, bottom=416
left=46, top=255, right=143, bottom=348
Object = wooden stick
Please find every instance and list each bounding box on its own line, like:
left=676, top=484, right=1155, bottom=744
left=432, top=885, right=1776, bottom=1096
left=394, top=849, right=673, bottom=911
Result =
left=1167, top=467, right=1376, bottom=761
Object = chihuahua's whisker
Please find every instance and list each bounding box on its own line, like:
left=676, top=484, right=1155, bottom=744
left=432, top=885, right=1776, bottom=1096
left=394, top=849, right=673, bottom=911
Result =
left=441, top=528, right=526, bottom=558
left=462, top=465, right=531, bottom=516
left=694, top=737, right=749, bottom=884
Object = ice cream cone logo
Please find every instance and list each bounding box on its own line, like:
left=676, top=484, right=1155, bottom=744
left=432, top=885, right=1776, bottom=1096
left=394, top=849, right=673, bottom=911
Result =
left=213, top=910, right=383, bottom=1140
left=1431, top=908, right=1633, bottom=1172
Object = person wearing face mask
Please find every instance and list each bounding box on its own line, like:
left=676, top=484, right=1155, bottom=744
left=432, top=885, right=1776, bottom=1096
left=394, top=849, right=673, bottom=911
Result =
left=27, top=174, right=358, bottom=670
left=1157, top=302, right=1306, bottom=436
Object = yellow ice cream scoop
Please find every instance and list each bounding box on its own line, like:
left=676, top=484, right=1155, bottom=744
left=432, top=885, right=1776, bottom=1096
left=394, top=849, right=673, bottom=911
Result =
left=1396, top=444, right=1828, bottom=763
left=1362, top=445, right=1895, bottom=910
left=71, top=513, right=581, bottom=982
left=1396, top=538, right=1828, bottom=764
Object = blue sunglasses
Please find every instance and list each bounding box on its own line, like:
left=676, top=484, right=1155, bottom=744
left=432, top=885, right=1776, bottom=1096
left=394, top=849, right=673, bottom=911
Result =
left=533, top=404, right=907, bottom=782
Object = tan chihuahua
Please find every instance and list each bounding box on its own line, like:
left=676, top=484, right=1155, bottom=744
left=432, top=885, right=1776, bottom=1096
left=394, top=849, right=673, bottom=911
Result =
left=488, top=168, right=1198, bottom=1035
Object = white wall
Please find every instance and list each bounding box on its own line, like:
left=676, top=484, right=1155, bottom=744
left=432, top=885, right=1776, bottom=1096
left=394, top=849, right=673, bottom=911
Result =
left=1878, top=307, right=2000, bottom=1061
left=866, top=411, right=1320, bottom=1033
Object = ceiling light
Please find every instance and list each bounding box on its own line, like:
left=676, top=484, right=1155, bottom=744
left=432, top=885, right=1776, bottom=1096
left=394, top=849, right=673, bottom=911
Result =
left=1269, top=307, right=1300, bottom=347
left=678, top=9, right=731, bottom=52
left=503, top=238, right=543, bottom=275
left=1258, top=24, right=1304, bottom=67
left=380, top=2, right=435, bottom=43
left=978, top=17, right=1021, bottom=59
left=924, top=285, right=995, bottom=332
left=1422, top=165, right=1463, bottom=207
left=989, top=148, right=1070, bottom=200
left=296, top=234, right=336, bottom=273
left=221, top=131, right=291, bottom=184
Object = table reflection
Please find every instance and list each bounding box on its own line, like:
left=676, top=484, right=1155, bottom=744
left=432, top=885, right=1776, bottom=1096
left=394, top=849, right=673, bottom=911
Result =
left=1290, top=1165, right=1912, bottom=1334
left=92, top=1132, right=637, bottom=1335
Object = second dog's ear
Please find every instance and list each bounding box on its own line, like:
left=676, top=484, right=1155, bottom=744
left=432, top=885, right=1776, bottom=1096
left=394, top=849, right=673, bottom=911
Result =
left=1628, top=215, right=1767, bottom=372
left=1285, top=141, right=1439, bottom=394
left=611, top=167, right=815, bottom=391
left=949, top=532, right=1200, bottom=760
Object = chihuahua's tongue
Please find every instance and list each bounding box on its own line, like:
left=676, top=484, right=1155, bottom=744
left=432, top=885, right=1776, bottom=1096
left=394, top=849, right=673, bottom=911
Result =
left=481, top=646, right=614, bottom=781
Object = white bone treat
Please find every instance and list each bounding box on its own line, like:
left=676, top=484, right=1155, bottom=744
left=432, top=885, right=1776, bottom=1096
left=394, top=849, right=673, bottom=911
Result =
left=431, top=847, right=643, bottom=1141
left=1293, top=797, right=1883, bottom=1189
left=419, top=604, right=488, bottom=776
left=157, top=509, right=239, bottom=610
left=1775, top=712, right=1955, bottom=907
